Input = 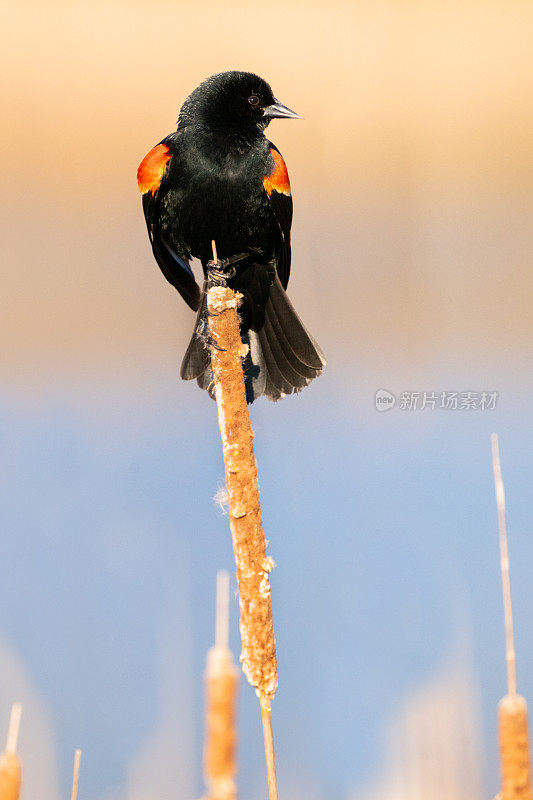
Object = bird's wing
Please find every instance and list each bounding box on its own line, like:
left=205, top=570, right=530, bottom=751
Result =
left=138, top=139, right=202, bottom=311
left=263, top=143, right=293, bottom=290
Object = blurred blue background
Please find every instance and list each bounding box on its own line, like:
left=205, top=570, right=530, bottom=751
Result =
left=2, top=375, right=532, bottom=800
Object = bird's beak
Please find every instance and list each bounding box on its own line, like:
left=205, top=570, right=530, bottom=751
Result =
left=263, top=99, right=302, bottom=120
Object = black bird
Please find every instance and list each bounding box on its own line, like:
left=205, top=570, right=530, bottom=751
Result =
left=137, top=70, right=325, bottom=402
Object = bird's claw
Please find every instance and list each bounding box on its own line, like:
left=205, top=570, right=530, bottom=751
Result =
left=207, top=252, right=249, bottom=285
left=205, top=332, right=226, bottom=352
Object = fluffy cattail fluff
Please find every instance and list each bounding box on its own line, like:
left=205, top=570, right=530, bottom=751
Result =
left=499, top=695, right=533, bottom=800
left=204, top=572, right=239, bottom=800
left=0, top=704, right=22, bottom=800
left=207, top=243, right=278, bottom=800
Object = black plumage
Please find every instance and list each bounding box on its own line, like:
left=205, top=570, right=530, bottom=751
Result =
left=138, top=70, right=325, bottom=402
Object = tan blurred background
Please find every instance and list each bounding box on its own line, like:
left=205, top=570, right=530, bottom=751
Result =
left=3, top=0, right=532, bottom=388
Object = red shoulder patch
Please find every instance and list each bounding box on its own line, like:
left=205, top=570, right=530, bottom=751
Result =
left=263, top=149, right=291, bottom=197
left=137, top=143, right=171, bottom=195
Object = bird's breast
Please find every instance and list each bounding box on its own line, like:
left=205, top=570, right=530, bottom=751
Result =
left=164, top=136, right=273, bottom=260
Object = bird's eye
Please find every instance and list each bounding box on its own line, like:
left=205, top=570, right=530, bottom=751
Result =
left=248, top=95, right=260, bottom=107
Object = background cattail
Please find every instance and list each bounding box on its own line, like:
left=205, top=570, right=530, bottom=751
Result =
left=492, top=434, right=533, bottom=800
left=0, top=704, right=22, bottom=800
left=70, top=749, right=81, bottom=800
left=499, top=695, right=533, bottom=800
left=204, top=571, right=239, bottom=800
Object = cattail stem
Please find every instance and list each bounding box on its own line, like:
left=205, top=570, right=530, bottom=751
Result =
left=5, top=706, right=21, bottom=758
left=260, top=696, right=278, bottom=800
left=207, top=240, right=279, bottom=800
left=0, top=704, right=22, bottom=800
left=492, top=433, right=517, bottom=697
left=216, top=570, right=230, bottom=650
left=70, top=749, right=81, bottom=800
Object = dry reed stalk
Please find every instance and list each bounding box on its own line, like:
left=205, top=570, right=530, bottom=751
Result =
left=70, top=749, right=82, bottom=800
left=0, top=704, right=22, bottom=800
left=204, top=571, right=239, bottom=800
left=492, top=434, right=533, bottom=800
left=207, top=241, right=278, bottom=800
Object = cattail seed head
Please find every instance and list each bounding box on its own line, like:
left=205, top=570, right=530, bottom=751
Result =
left=205, top=646, right=239, bottom=800
left=0, top=754, right=21, bottom=800
left=207, top=283, right=278, bottom=699
left=499, top=694, right=533, bottom=800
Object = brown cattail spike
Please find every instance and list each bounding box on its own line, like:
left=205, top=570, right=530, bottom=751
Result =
left=70, top=749, right=82, bottom=800
left=206, top=242, right=278, bottom=698
left=207, top=241, right=278, bottom=800
left=205, top=571, right=239, bottom=800
left=0, top=704, right=22, bottom=800
left=499, top=695, right=533, bottom=800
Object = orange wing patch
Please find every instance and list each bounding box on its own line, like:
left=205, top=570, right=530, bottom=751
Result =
left=263, top=149, right=291, bottom=197
left=137, top=143, right=171, bottom=195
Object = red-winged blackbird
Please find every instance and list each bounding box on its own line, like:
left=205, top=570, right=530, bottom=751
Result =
left=137, top=71, right=325, bottom=402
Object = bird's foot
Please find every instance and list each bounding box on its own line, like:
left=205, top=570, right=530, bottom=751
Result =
left=196, top=313, right=227, bottom=352
left=206, top=252, right=249, bottom=286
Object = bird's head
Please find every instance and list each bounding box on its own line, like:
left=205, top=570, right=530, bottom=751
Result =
left=178, top=71, right=300, bottom=130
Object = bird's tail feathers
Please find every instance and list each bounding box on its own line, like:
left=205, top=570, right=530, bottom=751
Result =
left=179, top=286, right=216, bottom=396
left=179, top=275, right=325, bottom=403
